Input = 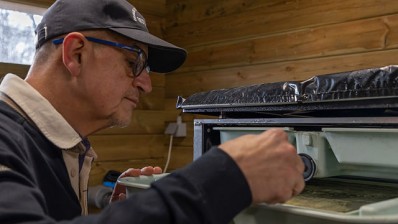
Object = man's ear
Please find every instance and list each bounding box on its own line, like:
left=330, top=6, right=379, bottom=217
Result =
left=61, top=32, right=89, bottom=77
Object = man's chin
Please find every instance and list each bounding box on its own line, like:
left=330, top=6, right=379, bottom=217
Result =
left=109, top=116, right=131, bottom=128
left=110, top=123, right=129, bottom=128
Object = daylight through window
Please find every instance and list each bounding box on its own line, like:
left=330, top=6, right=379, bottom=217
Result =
left=0, top=2, right=44, bottom=65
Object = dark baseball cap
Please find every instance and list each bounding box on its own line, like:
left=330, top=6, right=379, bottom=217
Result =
left=35, top=0, right=187, bottom=73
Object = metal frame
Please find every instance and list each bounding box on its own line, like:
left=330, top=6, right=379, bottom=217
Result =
left=193, top=116, right=398, bottom=160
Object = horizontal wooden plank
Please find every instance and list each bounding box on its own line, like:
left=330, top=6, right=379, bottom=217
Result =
left=146, top=19, right=164, bottom=38
left=130, top=0, right=167, bottom=17
left=164, top=96, right=181, bottom=111
left=179, top=14, right=398, bottom=73
left=149, top=73, right=165, bottom=87
left=96, top=110, right=169, bottom=135
left=95, top=109, right=203, bottom=136
left=3, top=0, right=54, bottom=7
left=166, top=0, right=299, bottom=26
left=166, top=49, right=398, bottom=98
left=162, top=109, right=197, bottom=121
left=4, top=0, right=166, bottom=17
left=89, top=134, right=166, bottom=161
left=137, top=86, right=165, bottom=110
left=163, top=125, right=193, bottom=147
left=164, top=0, right=398, bottom=47
left=0, top=62, right=29, bottom=79
left=164, top=146, right=193, bottom=171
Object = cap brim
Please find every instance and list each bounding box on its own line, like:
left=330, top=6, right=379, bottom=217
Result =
left=110, top=28, right=187, bottom=73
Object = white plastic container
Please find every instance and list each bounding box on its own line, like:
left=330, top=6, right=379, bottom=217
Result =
left=117, top=173, right=169, bottom=197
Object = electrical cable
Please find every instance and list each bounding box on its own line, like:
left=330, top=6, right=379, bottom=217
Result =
left=163, top=134, right=173, bottom=173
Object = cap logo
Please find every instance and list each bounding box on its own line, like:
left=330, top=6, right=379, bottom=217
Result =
left=44, top=24, right=48, bottom=39
left=132, top=7, right=146, bottom=26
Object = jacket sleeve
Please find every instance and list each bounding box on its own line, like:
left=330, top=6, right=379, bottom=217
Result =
left=86, top=147, right=252, bottom=224
left=0, top=142, right=251, bottom=224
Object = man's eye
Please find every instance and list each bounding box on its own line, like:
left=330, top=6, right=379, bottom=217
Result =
left=127, top=61, right=135, bottom=68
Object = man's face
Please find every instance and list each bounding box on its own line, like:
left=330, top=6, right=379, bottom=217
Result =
left=81, top=34, right=152, bottom=128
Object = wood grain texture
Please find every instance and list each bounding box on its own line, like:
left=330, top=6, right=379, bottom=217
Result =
left=96, top=110, right=168, bottom=135
left=0, top=63, right=29, bottom=78
left=166, top=49, right=398, bottom=98
left=163, top=145, right=193, bottom=171
left=179, top=15, right=398, bottom=73
left=164, top=0, right=398, bottom=47
left=166, top=0, right=291, bottom=26
left=3, top=0, right=54, bottom=7
left=3, top=0, right=167, bottom=17
left=94, top=109, right=197, bottom=136
left=89, top=134, right=166, bottom=161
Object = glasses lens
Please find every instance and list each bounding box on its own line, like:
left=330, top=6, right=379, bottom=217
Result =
left=133, top=52, right=147, bottom=77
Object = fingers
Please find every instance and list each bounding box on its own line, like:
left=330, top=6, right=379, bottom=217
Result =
left=293, top=180, right=305, bottom=197
left=141, top=166, right=163, bottom=175
left=153, top=166, right=163, bottom=174
left=121, top=166, right=163, bottom=177
left=293, top=168, right=305, bottom=197
left=220, top=128, right=306, bottom=205
left=122, top=168, right=141, bottom=177
left=110, top=192, right=126, bottom=203
left=110, top=183, right=127, bottom=203
left=118, top=193, right=126, bottom=201
left=110, top=166, right=162, bottom=204
left=140, top=166, right=154, bottom=175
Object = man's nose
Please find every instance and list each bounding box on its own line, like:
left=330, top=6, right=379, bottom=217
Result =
left=133, top=69, right=152, bottom=94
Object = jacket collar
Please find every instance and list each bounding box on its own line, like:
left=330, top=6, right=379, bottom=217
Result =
left=0, top=74, right=82, bottom=150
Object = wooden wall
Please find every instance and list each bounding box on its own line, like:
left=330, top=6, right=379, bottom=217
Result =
left=163, top=0, right=398, bottom=168
left=3, top=0, right=398, bottom=186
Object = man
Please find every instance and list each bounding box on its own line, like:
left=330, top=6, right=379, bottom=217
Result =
left=0, top=0, right=305, bottom=223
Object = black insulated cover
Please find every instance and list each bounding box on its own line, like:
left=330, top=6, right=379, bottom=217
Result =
left=177, top=65, right=398, bottom=117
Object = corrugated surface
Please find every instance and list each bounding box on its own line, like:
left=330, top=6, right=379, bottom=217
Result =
left=178, top=65, right=398, bottom=116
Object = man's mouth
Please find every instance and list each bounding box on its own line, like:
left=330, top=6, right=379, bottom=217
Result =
left=125, top=97, right=139, bottom=107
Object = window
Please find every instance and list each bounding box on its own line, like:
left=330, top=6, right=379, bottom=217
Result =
left=0, top=1, right=45, bottom=65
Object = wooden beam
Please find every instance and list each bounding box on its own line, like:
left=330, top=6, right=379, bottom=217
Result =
left=3, top=0, right=167, bottom=17
left=89, top=134, right=166, bottom=161
left=164, top=0, right=398, bottom=47
left=166, top=49, right=398, bottom=98
left=178, top=14, right=398, bottom=73
left=0, top=62, right=29, bottom=79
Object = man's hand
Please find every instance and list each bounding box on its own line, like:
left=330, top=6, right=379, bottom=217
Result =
left=110, top=166, right=162, bottom=202
left=219, top=128, right=305, bottom=204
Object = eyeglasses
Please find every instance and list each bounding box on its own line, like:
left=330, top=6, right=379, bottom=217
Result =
left=52, top=36, right=150, bottom=78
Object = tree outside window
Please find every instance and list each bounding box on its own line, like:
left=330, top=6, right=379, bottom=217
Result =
left=0, top=2, right=44, bottom=65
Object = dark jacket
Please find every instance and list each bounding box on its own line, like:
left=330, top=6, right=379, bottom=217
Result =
left=0, top=101, right=251, bottom=224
